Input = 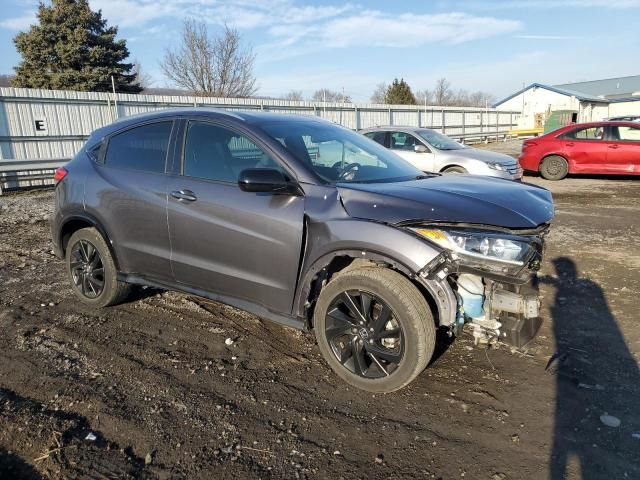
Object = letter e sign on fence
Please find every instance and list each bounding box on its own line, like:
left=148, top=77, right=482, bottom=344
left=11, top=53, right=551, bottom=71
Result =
left=34, top=118, right=47, bottom=135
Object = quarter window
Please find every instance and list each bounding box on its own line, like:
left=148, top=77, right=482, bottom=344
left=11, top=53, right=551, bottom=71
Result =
left=105, top=122, right=173, bottom=173
left=183, top=122, right=282, bottom=182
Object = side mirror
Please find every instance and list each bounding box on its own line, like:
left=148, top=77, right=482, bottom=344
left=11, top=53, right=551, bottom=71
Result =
left=238, top=168, right=300, bottom=195
left=414, top=144, right=429, bottom=153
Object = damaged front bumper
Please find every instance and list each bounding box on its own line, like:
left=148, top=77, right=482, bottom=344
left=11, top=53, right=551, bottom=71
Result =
left=416, top=232, right=547, bottom=349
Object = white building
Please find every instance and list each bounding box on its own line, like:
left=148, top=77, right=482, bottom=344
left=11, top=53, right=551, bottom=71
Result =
left=494, top=75, right=640, bottom=131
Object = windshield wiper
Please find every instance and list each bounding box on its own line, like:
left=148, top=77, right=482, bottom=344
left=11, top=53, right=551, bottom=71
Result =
left=415, top=173, right=439, bottom=179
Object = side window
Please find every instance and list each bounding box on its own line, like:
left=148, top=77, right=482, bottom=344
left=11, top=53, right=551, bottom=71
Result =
left=364, top=131, right=386, bottom=147
left=183, top=122, right=282, bottom=182
left=105, top=122, right=172, bottom=173
left=562, top=126, right=604, bottom=141
left=612, top=125, right=640, bottom=141
left=390, top=132, right=421, bottom=150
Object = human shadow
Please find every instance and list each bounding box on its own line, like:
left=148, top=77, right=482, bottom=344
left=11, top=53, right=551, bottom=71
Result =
left=541, top=257, right=640, bottom=479
left=0, top=448, right=43, bottom=480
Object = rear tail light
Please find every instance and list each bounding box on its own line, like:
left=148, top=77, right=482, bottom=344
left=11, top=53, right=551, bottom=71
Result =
left=523, top=140, right=537, bottom=149
left=54, top=167, right=68, bottom=184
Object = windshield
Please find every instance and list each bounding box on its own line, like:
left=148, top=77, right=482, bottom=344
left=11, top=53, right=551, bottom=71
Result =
left=259, top=121, right=424, bottom=184
left=417, top=129, right=466, bottom=150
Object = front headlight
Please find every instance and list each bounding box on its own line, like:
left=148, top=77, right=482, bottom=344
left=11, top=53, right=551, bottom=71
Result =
left=487, top=162, right=505, bottom=171
left=411, top=228, right=533, bottom=266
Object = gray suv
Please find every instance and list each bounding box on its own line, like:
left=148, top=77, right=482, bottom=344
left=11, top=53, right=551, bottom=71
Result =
left=51, top=109, right=554, bottom=392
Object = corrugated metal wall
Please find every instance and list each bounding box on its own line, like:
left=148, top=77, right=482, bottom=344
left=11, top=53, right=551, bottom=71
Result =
left=0, top=87, right=520, bottom=161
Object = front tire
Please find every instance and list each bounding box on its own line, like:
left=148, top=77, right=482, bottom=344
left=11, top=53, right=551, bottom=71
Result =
left=66, top=227, right=131, bottom=307
left=540, top=155, right=568, bottom=180
left=313, top=267, right=436, bottom=393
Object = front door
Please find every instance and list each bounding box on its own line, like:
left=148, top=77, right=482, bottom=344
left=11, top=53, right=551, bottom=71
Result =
left=605, top=124, right=640, bottom=174
left=389, top=131, right=436, bottom=172
left=166, top=120, right=305, bottom=314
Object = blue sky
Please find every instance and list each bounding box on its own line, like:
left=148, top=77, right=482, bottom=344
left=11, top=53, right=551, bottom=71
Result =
left=0, top=0, right=639, bottom=102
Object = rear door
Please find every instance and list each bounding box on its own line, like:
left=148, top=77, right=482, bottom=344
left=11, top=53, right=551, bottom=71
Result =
left=88, top=120, right=175, bottom=280
left=166, top=120, right=305, bottom=314
left=559, top=125, right=607, bottom=173
left=605, top=124, right=640, bottom=174
left=389, top=131, right=436, bottom=172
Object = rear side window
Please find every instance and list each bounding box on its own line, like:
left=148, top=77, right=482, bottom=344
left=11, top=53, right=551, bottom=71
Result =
left=561, top=126, right=604, bottom=141
left=364, top=131, right=387, bottom=147
left=105, top=122, right=173, bottom=173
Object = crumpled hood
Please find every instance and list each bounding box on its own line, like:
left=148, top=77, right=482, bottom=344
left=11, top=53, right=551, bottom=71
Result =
left=337, top=175, right=554, bottom=229
left=444, top=147, right=516, bottom=165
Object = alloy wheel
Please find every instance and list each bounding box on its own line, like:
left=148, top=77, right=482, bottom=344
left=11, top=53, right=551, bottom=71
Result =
left=325, top=290, right=404, bottom=378
left=546, top=157, right=564, bottom=176
left=70, top=240, right=105, bottom=298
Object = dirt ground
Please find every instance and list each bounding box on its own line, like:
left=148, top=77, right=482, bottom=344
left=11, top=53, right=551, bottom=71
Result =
left=1, top=166, right=639, bottom=479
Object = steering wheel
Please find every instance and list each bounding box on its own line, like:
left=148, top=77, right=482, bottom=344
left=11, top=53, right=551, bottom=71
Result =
left=334, top=162, right=361, bottom=181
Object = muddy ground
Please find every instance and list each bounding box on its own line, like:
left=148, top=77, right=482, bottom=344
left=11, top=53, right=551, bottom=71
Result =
left=1, top=167, right=639, bottom=479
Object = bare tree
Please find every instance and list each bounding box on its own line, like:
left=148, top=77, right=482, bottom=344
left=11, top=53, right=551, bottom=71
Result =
left=131, top=61, right=154, bottom=90
left=370, top=82, right=387, bottom=104
left=415, top=89, right=432, bottom=105
left=282, top=90, right=304, bottom=101
left=160, top=20, right=257, bottom=97
left=0, top=74, right=15, bottom=87
left=433, top=77, right=452, bottom=105
left=312, top=88, right=351, bottom=103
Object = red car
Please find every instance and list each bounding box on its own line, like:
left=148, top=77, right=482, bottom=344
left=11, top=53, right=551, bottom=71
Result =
left=519, top=121, right=640, bottom=180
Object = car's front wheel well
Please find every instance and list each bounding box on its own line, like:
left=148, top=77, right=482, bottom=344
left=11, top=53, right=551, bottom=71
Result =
left=440, top=165, right=467, bottom=174
left=301, top=254, right=440, bottom=329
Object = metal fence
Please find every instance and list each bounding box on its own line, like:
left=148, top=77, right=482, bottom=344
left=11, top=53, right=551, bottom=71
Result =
left=0, top=87, right=520, bottom=192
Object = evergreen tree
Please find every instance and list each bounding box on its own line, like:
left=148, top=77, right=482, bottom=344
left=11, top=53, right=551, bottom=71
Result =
left=13, top=0, right=141, bottom=93
left=384, top=78, right=416, bottom=105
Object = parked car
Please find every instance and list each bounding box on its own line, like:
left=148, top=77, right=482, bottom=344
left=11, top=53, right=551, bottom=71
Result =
left=51, top=109, right=554, bottom=392
left=519, top=121, right=640, bottom=180
left=606, top=115, right=640, bottom=122
left=360, top=126, right=522, bottom=180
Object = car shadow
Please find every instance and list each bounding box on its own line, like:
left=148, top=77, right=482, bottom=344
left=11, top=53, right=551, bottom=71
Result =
left=428, top=326, right=456, bottom=366
left=540, top=257, right=640, bottom=479
left=523, top=172, right=639, bottom=181
left=0, top=449, right=43, bottom=480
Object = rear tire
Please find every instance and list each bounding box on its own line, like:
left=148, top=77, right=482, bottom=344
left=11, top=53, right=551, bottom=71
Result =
left=313, top=267, right=436, bottom=393
left=540, top=155, right=568, bottom=180
left=65, top=227, right=131, bottom=307
left=442, top=166, right=467, bottom=174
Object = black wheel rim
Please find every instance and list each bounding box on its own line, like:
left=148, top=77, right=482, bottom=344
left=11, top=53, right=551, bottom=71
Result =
left=70, top=240, right=105, bottom=298
left=325, top=290, right=404, bottom=379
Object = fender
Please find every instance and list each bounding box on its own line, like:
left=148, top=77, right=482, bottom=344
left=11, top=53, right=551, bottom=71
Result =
left=292, top=218, right=456, bottom=326
left=294, top=247, right=457, bottom=328
left=56, top=212, right=121, bottom=270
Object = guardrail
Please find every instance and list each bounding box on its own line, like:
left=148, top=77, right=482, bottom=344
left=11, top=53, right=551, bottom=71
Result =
left=0, top=159, right=68, bottom=194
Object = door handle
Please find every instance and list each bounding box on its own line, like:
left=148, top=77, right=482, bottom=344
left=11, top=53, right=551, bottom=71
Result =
left=565, top=142, right=574, bottom=147
left=170, top=189, right=197, bottom=202
left=608, top=144, right=619, bottom=149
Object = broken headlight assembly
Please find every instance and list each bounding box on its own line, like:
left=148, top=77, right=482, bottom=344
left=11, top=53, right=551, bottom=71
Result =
left=410, top=228, right=541, bottom=276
